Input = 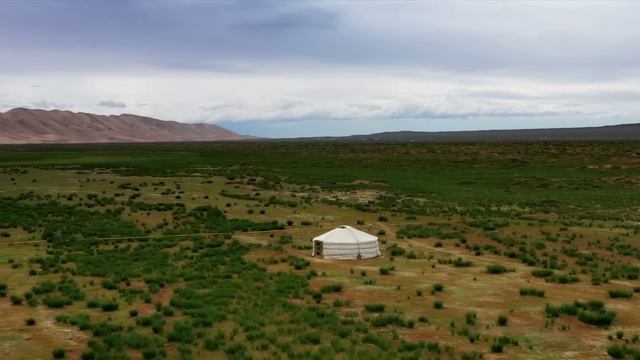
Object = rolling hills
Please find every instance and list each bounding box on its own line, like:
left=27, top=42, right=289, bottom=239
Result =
left=0, top=108, right=247, bottom=144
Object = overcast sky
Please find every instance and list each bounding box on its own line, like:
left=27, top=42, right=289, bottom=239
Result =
left=1, top=1, right=639, bottom=137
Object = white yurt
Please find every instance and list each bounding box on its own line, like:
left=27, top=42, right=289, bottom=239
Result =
left=312, top=225, right=380, bottom=260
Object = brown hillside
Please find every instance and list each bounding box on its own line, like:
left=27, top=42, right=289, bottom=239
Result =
left=0, top=108, right=247, bottom=144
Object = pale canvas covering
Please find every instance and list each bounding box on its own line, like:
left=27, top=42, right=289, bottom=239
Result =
left=312, top=225, right=380, bottom=259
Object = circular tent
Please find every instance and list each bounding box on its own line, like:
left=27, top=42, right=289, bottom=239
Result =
left=312, top=225, right=380, bottom=260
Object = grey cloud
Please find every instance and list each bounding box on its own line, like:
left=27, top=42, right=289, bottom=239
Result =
left=149, top=60, right=253, bottom=73
left=457, top=89, right=640, bottom=103
left=98, top=100, right=127, bottom=109
left=0, top=2, right=638, bottom=81
left=199, top=96, right=585, bottom=124
left=30, top=100, right=73, bottom=109
left=238, top=8, right=338, bottom=30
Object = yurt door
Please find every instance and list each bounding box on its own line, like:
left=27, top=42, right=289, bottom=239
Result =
left=314, top=240, right=323, bottom=257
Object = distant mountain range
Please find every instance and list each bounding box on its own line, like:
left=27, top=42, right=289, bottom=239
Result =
left=0, top=108, right=247, bottom=144
left=305, top=123, right=640, bottom=142
left=1, top=107, right=639, bottom=144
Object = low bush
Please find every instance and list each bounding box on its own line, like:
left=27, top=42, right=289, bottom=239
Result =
left=453, top=258, right=473, bottom=267
left=460, top=351, right=484, bottom=360
left=10, top=295, right=23, bottom=305
left=52, top=348, right=66, bottom=359
left=487, top=264, right=511, bottom=274
left=519, top=288, right=545, bottom=297
left=167, top=321, right=195, bottom=344
left=43, top=296, right=71, bottom=308
left=532, top=269, right=554, bottom=278
left=287, top=256, right=310, bottom=270
left=364, top=303, right=386, bottom=313
left=101, top=301, right=119, bottom=312
left=371, top=314, right=407, bottom=328
left=491, top=336, right=518, bottom=353
left=546, top=300, right=616, bottom=327
left=388, top=244, right=406, bottom=257
left=605, top=344, right=640, bottom=359
left=547, top=274, right=580, bottom=284
left=100, top=279, right=118, bottom=290
left=609, top=289, right=633, bottom=299
left=465, top=311, right=477, bottom=326
left=606, top=344, right=625, bottom=359
left=320, top=284, right=343, bottom=294
left=204, top=330, right=225, bottom=351
left=298, top=331, right=322, bottom=345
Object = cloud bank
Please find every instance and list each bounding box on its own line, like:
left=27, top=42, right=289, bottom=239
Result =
left=98, top=100, right=127, bottom=109
left=0, top=1, right=638, bottom=136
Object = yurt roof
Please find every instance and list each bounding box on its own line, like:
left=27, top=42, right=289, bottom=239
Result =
left=313, top=225, right=378, bottom=244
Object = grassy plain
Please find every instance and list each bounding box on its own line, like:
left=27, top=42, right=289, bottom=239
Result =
left=0, top=141, right=639, bottom=360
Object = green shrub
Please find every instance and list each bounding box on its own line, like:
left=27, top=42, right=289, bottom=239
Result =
left=52, top=348, right=66, bottom=359
left=100, top=279, right=118, bottom=290
left=546, top=300, right=616, bottom=327
left=320, top=284, right=343, bottom=293
left=224, top=343, right=247, bottom=357
left=371, top=314, right=407, bottom=328
left=432, top=283, right=444, bottom=292
left=519, top=288, right=545, bottom=297
left=487, top=264, right=511, bottom=274
left=532, top=269, right=554, bottom=278
left=453, top=258, right=473, bottom=267
left=142, top=349, right=157, bottom=359
left=547, top=274, right=580, bottom=284
left=460, top=351, right=484, bottom=360
left=162, top=306, right=175, bottom=316
left=465, top=312, right=477, bottom=326
left=298, top=331, right=322, bottom=345
left=397, top=225, right=459, bottom=239
left=287, top=256, right=310, bottom=270
left=43, top=296, right=71, bottom=308
left=433, top=301, right=444, bottom=309
left=86, top=299, right=101, bottom=308
left=167, top=321, right=195, bottom=344
left=101, top=301, right=119, bottom=312
left=10, top=295, right=23, bottom=305
left=129, top=309, right=139, bottom=317
left=204, top=330, right=225, bottom=351
left=497, top=315, right=508, bottom=326
left=578, top=310, right=616, bottom=326
left=388, top=244, right=406, bottom=256
left=277, top=235, right=292, bottom=245
left=606, top=344, right=625, bottom=359
left=609, top=289, right=633, bottom=299
left=364, top=303, right=386, bottom=313
left=25, top=318, right=36, bottom=326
